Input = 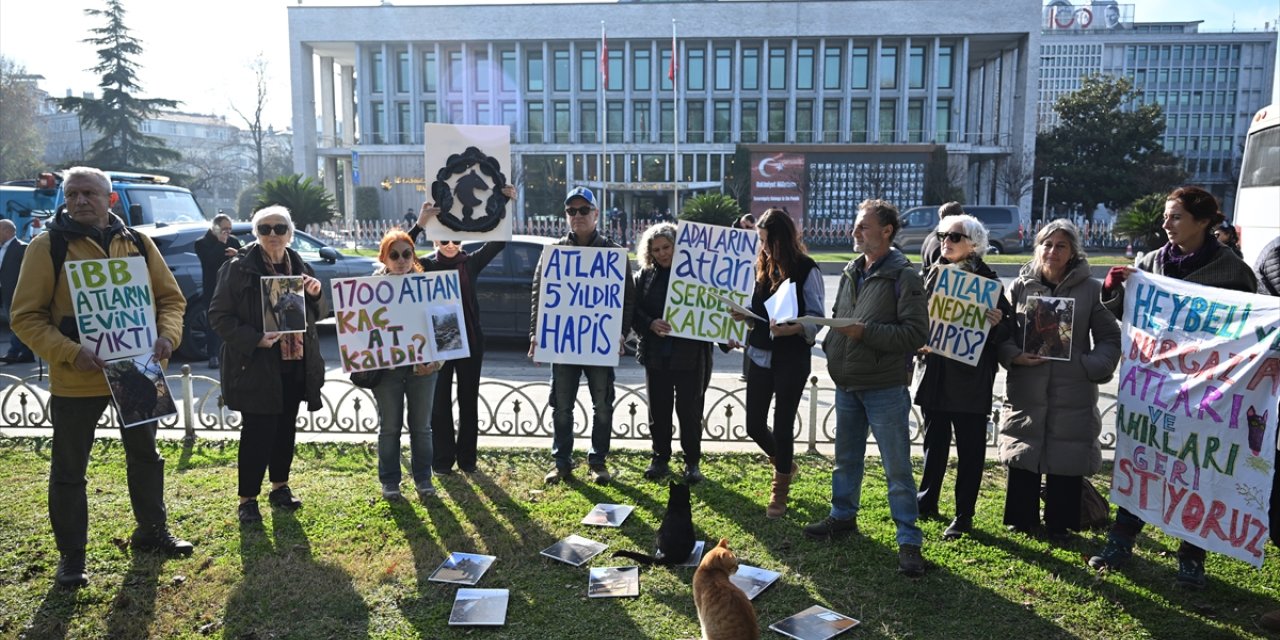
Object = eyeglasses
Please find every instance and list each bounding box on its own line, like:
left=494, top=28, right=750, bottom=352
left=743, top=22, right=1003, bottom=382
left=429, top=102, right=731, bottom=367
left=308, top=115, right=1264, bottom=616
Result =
left=936, top=231, right=971, bottom=243
left=256, top=223, right=290, bottom=236
left=387, top=249, right=415, bottom=261
left=565, top=206, right=593, bottom=217
left=439, top=240, right=461, bottom=246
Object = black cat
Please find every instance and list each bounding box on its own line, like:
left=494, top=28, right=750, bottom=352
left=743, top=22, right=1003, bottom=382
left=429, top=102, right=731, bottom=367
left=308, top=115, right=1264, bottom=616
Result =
left=613, top=482, right=695, bottom=566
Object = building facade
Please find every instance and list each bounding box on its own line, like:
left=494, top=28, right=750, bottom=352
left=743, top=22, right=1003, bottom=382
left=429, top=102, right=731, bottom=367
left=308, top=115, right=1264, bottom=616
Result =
left=1039, top=1, right=1278, bottom=213
left=288, top=0, right=1041, bottom=225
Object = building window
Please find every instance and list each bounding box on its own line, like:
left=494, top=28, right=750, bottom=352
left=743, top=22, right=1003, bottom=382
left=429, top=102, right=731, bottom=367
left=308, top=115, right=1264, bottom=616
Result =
left=880, top=47, right=897, bottom=90
left=660, top=101, right=674, bottom=143
left=660, top=49, right=673, bottom=92
left=370, top=102, right=385, bottom=143
left=634, top=102, right=651, bottom=143
left=935, top=98, right=951, bottom=143
left=768, top=48, right=787, bottom=90
left=687, top=101, right=705, bottom=143
left=741, top=100, right=759, bottom=143
left=475, top=52, right=490, bottom=93
left=396, top=51, right=410, bottom=93
left=634, top=49, right=651, bottom=92
left=795, top=99, right=813, bottom=142
left=822, top=99, right=840, bottom=142
left=688, top=49, right=705, bottom=91
left=714, top=48, right=732, bottom=91
left=767, top=99, right=786, bottom=142
left=607, top=100, right=623, bottom=143
left=580, top=50, right=597, bottom=92
left=713, top=100, right=731, bottom=143
left=527, top=102, right=544, bottom=143
left=878, top=99, right=896, bottom=143
left=742, top=48, right=759, bottom=91
left=907, top=99, right=923, bottom=142
left=607, top=49, right=623, bottom=91
left=448, top=102, right=463, bottom=124
left=552, top=101, right=570, bottom=143
left=850, top=100, right=868, bottom=142
left=424, top=102, right=438, bottom=124
left=396, top=103, right=412, bottom=143
left=824, top=47, right=841, bottom=90
left=851, top=47, right=869, bottom=90
left=477, top=103, right=491, bottom=125
left=449, top=51, right=464, bottom=92
left=909, top=46, right=925, bottom=89
left=371, top=51, right=385, bottom=93
left=527, top=52, right=544, bottom=92
left=500, top=50, right=517, bottom=91
left=501, top=102, right=517, bottom=140
left=422, top=52, right=438, bottom=93
left=580, top=102, right=597, bottom=143
left=796, top=47, right=815, bottom=91
left=553, top=50, right=571, bottom=92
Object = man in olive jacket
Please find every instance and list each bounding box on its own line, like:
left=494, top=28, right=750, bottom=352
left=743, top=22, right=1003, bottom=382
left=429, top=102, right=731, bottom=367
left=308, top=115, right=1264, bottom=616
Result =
left=10, top=167, right=193, bottom=589
left=803, top=199, right=930, bottom=577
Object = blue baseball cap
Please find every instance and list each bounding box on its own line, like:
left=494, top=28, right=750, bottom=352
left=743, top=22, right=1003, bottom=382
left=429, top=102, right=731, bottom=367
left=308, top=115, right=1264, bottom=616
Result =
left=564, top=186, right=597, bottom=208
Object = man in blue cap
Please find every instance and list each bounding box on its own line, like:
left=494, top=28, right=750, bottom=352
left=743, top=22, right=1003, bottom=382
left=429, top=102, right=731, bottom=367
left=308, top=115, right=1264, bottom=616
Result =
left=528, top=186, right=634, bottom=485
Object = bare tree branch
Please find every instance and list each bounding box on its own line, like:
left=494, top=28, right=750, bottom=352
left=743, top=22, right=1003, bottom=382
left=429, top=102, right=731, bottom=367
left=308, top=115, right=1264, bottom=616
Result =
left=230, top=55, right=268, bottom=185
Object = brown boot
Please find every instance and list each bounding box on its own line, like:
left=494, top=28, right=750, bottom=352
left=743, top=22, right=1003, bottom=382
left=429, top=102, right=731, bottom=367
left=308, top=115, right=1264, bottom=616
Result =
left=766, top=462, right=798, bottom=519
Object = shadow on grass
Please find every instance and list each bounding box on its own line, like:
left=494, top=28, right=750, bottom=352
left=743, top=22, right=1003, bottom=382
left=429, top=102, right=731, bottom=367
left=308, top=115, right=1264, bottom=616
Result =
left=102, top=551, right=163, bottom=638
left=25, top=584, right=83, bottom=640
left=388, top=497, right=456, bottom=633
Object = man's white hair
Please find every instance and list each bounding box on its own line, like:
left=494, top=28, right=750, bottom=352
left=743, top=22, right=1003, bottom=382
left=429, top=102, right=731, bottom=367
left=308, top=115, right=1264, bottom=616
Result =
left=62, top=167, right=112, bottom=194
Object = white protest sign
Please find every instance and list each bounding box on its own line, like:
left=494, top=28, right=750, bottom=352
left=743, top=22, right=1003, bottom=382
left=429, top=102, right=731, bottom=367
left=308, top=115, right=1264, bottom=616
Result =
left=422, top=123, right=513, bottom=242
left=925, top=265, right=1002, bottom=366
left=1113, top=271, right=1280, bottom=566
left=66, top=257, right=156, bottom=360
left=532, top=246, right=627, bottom=366
left=330, top=271, right=469, bottom=373
left=663, top=221, right=757, bottom=343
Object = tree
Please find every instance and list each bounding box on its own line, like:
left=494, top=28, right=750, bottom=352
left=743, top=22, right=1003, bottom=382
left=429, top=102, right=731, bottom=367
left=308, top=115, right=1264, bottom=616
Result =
left=1035, top=74, right=1186, bottom=220
left=0, top=57, right=45, bottom=180
left=255, top=174, right=337, bottom=228
left=54, top=0, right=181, bottom=171
left=679, top=193, right=741, bottom=227
left=1111, top=192, right=1167, bottom=251
left=995, top=151, right=1035, bottom=207
left=231, top=55, right=269, bottom=185
left=924, top=147, right=965, bottom=205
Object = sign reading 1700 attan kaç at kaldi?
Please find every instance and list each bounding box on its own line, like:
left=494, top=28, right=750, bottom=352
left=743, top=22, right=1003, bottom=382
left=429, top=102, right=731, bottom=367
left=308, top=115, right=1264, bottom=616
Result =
left=1114, top=271, right=1280, bottom=567
left=532, top=246, right=627, bottom=367
left=330, top=271, right=470, bottom=373
left=663, top=221, right=758, bottom=344
left=66, top=257, right=157, bottom=361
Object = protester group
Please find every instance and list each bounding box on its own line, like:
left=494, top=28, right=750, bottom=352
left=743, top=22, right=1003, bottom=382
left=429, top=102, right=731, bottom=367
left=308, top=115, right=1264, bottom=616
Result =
left=6, top=165, right=1280, bottom=628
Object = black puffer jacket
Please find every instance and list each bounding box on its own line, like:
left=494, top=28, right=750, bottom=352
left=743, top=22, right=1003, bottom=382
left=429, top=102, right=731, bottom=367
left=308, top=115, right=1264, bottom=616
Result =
left=632, top=265, right=712, bottom=371
left=209, top=243, right=327, bottom=413
left=1256, top=235, right=1280, bottom=297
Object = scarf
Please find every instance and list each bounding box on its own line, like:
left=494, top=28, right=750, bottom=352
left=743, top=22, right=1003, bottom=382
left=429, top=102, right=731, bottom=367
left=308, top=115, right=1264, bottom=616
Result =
left=1158, top=235, right=1220, bottom=281
left=262, top=252, right=304, bottom=361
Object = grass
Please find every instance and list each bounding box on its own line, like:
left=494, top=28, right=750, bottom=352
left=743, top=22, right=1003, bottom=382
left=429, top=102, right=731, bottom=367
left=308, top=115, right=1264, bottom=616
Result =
left=4, top=439, right=1276, bottom=639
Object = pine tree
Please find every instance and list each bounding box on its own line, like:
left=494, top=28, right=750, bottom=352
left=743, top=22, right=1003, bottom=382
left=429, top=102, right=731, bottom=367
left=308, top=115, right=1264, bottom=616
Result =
left=55, top=0, right=180, bottom=171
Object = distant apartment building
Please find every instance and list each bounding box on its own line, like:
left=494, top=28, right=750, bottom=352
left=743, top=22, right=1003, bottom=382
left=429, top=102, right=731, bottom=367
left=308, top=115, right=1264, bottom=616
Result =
left=1038, top=0, right=1278, bottom=212
left=287, top=0, right=1042, bottom=224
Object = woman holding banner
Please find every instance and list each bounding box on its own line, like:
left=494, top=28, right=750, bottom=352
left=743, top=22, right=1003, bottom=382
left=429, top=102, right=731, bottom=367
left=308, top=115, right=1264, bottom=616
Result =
left=995, top=219, right=1120, bottom=544
left=1090, top=186, right=1257, bottom=588
left=632, top=222, right=713, bottom=484
left=914, top=214, right=1013, bottom=540
left=209, top=206, right=326, bottom=524
left=728, top=208, right=824, bottom=518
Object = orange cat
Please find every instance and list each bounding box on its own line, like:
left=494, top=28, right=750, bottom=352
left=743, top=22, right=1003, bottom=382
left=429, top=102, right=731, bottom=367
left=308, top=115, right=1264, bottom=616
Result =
left=693, top=538, right=759, bottom=640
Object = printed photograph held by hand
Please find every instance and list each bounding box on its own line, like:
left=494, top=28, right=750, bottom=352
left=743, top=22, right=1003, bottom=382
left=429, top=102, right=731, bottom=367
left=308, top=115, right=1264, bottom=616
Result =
left=427, top=301, right=470, bottom=361
left=261, top=276, right=307, bottom=334
left=1023, top=295, right=1074, bottom=361
left=105, top=355, right=177, bottom=428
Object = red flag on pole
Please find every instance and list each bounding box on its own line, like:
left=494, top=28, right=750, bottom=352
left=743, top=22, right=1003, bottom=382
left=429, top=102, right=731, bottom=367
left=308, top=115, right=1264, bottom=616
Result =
left=668, top=33, right=677, bottom=81
left=601, top=28, right=609, bottom=87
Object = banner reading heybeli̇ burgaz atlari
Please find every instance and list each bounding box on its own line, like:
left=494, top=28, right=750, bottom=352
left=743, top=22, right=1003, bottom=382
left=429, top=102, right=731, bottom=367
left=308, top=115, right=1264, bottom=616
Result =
left=925, top=265, right=1002, bottom=366
left=330, top=271, right=468, bottom=373
left=1114, top=271, right=1280, bottom=566
left=533, top=246, right=627, bottom=367
left=66, top=257, right=157, bottom=361
left=663, top=221, right=758, bottom=344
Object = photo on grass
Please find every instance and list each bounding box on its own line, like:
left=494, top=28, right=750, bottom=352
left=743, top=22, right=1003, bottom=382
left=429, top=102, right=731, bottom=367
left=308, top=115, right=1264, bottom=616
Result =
left=261, top=275, right=307, bottom=334
left=769, top=605, right=860, bottom=640
left=587, top=566, right=639, bottom=598
left=581, top=503, right=634, bottom=527
left=541, top=534, right=608, bottom=567
left=448, top=588, right=509, bottom=626
left=730, top=564, right=781, bottom=600
left=104, top=355, right=176, bottom=428
left=1022, top=295, right=1074, bottom=361
left=427, top=552, right=496, bottom=586
left=676, top=540, right=705, bottom=567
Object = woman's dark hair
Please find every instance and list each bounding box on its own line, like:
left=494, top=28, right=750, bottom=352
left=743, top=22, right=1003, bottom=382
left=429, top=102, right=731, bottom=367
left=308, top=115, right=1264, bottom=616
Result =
left=1215, top=222, right=1240, bottom=246
left=1167, top=186, right=1225, bottom=238
left=755, top=208, right=808, bottom=289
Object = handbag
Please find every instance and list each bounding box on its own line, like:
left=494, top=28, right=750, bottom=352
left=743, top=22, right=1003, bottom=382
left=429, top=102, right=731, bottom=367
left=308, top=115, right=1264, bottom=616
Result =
left=1078, top=478, right=1112, bottom=531
left=349, top=368, right=385, bottom=389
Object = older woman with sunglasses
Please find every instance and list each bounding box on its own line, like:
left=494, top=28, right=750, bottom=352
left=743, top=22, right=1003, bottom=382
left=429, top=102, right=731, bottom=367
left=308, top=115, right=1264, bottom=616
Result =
left=209, top=206, right=327, bottom=524
left=913, top=215, right=1013, bottom=540
left=408, top=183, right=514, bottom=475
left=370, top=229, right=443, bottom=500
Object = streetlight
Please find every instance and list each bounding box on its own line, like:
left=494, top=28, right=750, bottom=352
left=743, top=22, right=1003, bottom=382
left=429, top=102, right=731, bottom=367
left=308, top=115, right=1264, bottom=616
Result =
left=1039, top=176, right=1054, bottom=222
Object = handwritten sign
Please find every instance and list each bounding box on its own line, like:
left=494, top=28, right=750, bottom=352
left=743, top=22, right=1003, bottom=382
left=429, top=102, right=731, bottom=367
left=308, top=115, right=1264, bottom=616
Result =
left=663, top=221, right=757, bottom=344
left=533, top=246, right=626, bottom=366
left=66, top=257, right=156, bottom=360
left=330, top=271, right=469, bottom=373
left=422, top=123, right=513, bottom=242
left=925, top=265, right=1001, bottom=365
left=1114, top=271, right=1280, bottom=566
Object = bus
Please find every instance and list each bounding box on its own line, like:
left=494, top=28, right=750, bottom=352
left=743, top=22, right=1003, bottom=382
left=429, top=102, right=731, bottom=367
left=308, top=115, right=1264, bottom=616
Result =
left=1235, top=103, right=1279, bottom=269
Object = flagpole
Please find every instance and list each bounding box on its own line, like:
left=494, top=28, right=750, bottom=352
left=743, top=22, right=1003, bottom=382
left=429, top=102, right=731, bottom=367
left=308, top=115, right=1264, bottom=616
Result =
left=671, top=18, right=680, bottom=218
left=600, top=21, right=608, bottom=228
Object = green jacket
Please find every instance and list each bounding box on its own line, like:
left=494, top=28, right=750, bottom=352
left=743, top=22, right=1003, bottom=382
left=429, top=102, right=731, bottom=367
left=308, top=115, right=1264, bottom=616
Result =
left=823, top=248, right=928, bottom=390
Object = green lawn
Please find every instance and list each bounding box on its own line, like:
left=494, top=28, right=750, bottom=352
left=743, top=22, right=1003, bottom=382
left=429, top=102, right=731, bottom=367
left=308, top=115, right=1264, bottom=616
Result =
left=5, top=440, right=1274, bottom=639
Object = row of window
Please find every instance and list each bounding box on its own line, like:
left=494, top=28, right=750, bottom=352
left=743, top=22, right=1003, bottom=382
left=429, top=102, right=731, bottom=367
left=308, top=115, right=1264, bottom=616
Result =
left=367, top=42, right=956, bottom=97
left=1136, top=90, right=1238, bottom=109
left=565, top=152, right=727, bottom=184
left=1128, top=67, right=1240, bottom=87
left=1161, top=135, right=1237, bottom=153
left=1125, top=44, right=1241, bottom=64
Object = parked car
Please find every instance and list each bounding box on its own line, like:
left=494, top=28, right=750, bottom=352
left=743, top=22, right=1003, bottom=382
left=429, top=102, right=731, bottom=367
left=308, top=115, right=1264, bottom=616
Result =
left=139, top=222, right=379, bottom=360
left=456, top=235, right=558, bottom=340
left=896, top=204, right=1025, bottom=254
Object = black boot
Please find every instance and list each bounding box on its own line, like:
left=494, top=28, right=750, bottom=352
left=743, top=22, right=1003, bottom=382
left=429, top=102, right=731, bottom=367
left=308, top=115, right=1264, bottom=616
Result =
left=131, top=524, right=195, bottom=557
left=55, top=550, right=88, bottom=588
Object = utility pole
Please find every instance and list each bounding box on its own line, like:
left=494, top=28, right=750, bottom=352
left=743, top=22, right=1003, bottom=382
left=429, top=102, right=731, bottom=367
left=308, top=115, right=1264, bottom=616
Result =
left=1039, top=175, right=1054, bottom=222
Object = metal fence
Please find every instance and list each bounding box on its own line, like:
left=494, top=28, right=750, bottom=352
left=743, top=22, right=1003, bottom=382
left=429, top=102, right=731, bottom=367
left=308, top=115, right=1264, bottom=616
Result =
left=0, top=368, right=1120, bottom=454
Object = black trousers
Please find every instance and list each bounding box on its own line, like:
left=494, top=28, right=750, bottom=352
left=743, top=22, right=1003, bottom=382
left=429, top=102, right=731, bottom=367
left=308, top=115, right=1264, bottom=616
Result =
left=49, top=395, right=167, bottom=552
left=744, top=355, right=809, bottom=473
left=917, top=409, right=987, bottom=518
left=431, top=346, right=484, bottom=471
left=238, top=365, right=305, bottom=498
left=645, top=363, right=705, bottom=467
left=1004, top=466, right=1082, bottom=534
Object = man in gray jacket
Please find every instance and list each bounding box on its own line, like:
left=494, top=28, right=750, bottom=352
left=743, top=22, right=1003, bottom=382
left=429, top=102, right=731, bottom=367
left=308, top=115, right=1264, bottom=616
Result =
left=803, top=199, right=930, bottom=577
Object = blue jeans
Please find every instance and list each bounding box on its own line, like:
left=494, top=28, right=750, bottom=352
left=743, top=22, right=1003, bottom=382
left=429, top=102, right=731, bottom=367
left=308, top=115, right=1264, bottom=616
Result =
left=830, top=386, right=923, bottom=546
left=372, top=365, right=438, bottom=485
left=549, top=363, right=615, bottom=469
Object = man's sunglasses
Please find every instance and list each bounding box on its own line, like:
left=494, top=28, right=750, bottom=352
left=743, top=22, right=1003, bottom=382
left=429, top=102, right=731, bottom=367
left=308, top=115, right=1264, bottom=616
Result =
left=257, top=223, right=290, bottom=236
left=439, top=240, right=461, bottom=246
left=565, top=206, right=593, bottom=217
left=387, top=249, right=415, bottom=261
left=936, top=231, right=970, bottom=243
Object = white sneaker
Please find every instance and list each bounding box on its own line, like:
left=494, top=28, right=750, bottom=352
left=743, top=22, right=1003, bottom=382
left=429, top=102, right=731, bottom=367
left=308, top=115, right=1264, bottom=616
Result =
left=381, top=483, right=402, bottom=499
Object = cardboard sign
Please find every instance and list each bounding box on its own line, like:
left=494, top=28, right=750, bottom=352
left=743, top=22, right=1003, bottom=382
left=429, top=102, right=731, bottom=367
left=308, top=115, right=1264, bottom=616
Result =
left=65, top=257, right=157, bottom=360
left=330, top=271, right=469, bottom=373
left=532, top=246, right=626, bottom=366
left=1113, top=271, right=1280, bottom=566
left=663, top=221, right=757, bottom=344
left=925, top=265, right=1002, bottom=366
left=422, top=123, right=513, bottom=242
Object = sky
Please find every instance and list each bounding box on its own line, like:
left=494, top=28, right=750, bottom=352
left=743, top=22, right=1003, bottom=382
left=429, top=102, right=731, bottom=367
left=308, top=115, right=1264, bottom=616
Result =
left=2, top=0, right=1277, bottom=132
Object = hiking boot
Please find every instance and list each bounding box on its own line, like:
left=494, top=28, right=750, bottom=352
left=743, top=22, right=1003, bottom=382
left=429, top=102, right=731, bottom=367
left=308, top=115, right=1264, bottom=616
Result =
left=683, top=464, right=704, bottom=485
left=1175, top=556, right=1206, bottom=589
left=1088, top=532, right=1134, bottom=570
left=415, top=479, right=436, bottom=499
left=381, top=483, right=403, bottom=500
left=942, top=516, right=972, bottom=541
left=917, top=505, right=944, bottom=522
left=643, top=460, right=670, bottom=481
left=131, top=525, right=195, bottom=557
left=544, top=465, right=571, bottom=485
left=55, top=550, right=88, bottom=589
left=238, top=500, right=262, bottom=524
left=433, top=466, right=455, bottom=476
left=898, top=544, right=926, bottom=577
left=803, top=516, right=858, bottom=540
left=588, top=464, right=611, bottom=485
left=268, top=486, right=302, bottom=510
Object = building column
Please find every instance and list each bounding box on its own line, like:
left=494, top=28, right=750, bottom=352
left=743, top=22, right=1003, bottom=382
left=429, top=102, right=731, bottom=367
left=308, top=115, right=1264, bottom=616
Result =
left=320, top=56, right=336, bottom=148
left=341, top=65, right=356, bottom=146
left=291, top=42, right=317, bottom=177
